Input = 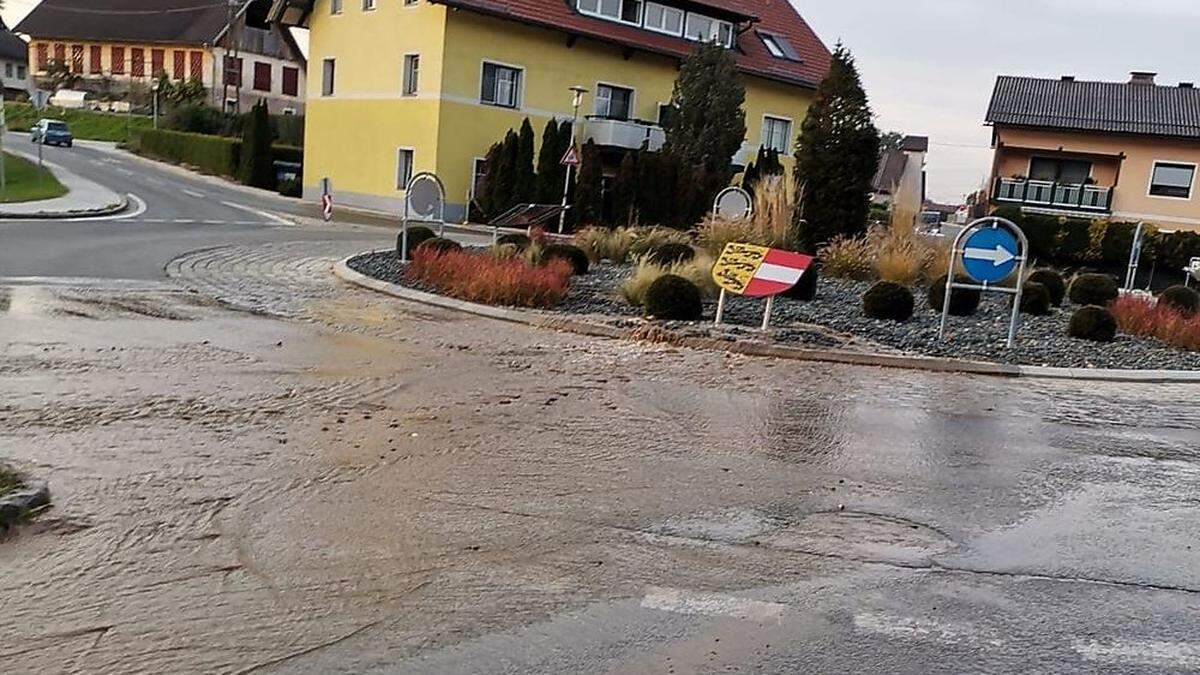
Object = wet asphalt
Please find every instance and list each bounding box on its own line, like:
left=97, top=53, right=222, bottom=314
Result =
left=1, top=143, right=1199, bottom=674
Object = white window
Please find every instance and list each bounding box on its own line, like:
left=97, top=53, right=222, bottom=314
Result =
left=1149, top=162, right=1196, bottom=199
left=331, top=0, right=343, bottom=14
left=760, top=34, right=785, bottom=58
left=595, top=83, right=634, bottom=120
left=402, top=54, right=419, bottom=96
left=362, top=0, right=376, bottom=9
left=321, top=58, right=335, bottom=96
left=761, top=116, right=792, bottom=153
left=643, top=2, right=683, bottom=35
left=397, top=148, right=414, bottom=190
left=577, top=0, right=641, bottom=24
left=481, top=62, right=521, bottom=108
left=685, top=14, right=733, bottom=47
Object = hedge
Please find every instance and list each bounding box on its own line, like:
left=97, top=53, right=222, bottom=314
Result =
left=135, top=128, right=302, bottom=185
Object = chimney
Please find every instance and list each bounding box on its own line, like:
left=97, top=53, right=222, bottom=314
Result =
left=1181, top=82, right=1195, bottom=89
left=1130, top=71, right=1158, bottom=85
left=1061, top=75, right=1076, bottom=82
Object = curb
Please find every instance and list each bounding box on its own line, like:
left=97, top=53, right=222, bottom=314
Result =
left=0, top=193, right=128, bottom=220
left=333, top=253, right=1200, bottom=383
left=0, top=480, right=51, bottom=531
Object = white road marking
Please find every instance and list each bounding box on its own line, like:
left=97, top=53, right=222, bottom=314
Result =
left=181, top=188, right=207, bottom=199
left=853, top=612, right=1005, bottom=648
left=1074, top=639, right=1200, bottom=669
left=144, top=176, right=166, bottom=186
left=220, top=201, right=295, bottom=226
left=115, top=168, right=135, bottom=176
left=173, top=219, right=197, bottom=224
left=640, top=587, right=785, bottom=622
left=39, top=193, right=149, bottom=223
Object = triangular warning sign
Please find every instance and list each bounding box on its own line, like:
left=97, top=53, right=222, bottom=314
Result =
left=560, top=145, right=580, bottom=167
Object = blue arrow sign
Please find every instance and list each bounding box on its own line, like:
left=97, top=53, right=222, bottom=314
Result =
left=961, top=226, right=1020, bottom=283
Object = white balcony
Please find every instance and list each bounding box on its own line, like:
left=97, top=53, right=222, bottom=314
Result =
left=994, top=177, right=1113, bottom=213
left=583, top=116, right=665, bottom=152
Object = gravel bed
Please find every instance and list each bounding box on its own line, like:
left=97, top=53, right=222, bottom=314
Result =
left=347, top=250, right=1200, bottom=371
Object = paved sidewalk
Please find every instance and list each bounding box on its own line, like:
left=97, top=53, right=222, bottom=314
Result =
left=0, top=149, right=127, bottom=218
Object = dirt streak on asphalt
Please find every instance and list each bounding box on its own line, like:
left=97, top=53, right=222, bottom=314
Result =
left=2, top=247, right=1199, bottom=674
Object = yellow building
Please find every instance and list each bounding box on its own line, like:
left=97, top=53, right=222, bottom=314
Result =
left=16, top=0, right=307, bottom=115
left=270, top=0, right=831, bottom=221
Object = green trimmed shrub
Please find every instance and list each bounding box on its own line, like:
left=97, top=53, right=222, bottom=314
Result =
left=863, top=281, right=914, bottom=322
left=137, top=128, right=240, bottom=177
left=1160, top=285, right=1200, bottom=316
left=396, top=226, right=436, bottom=258
left=1027, top=269, right=1066, bottom=306
left=1021, top=213, right=1061, bottom=262
left=1056, top=218, right=1093, bottom=262
left=416, top=236, right=462, bottom=254
left=1020, top=282, right=1053, bottom=316
left=1068, top=273, right=1118, bottom=306
left=1068, top=306, right=1117, bottom=342
left=784, top=261, right=819, bottom=301
left=541, top=243, right=590, bottom=275
left=643, top=274, right=703, bottom=321
left=497, top=233, right=532, bottom=251
left=646, top=243, right=696, bottom=266
left=928, top=275, right=981, bottom=316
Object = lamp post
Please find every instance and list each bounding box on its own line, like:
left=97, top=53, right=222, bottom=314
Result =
left=558, top=85, right=588, bottom=234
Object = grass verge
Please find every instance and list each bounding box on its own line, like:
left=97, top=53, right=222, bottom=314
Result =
left=4, top=102, right=154, bottom=142
left=0, top=152, right=68, bottom=203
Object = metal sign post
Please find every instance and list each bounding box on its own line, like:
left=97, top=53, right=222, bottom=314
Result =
left=939, top=216, right=1029, bottom=349
left=1124, top=221, right=1145, bottom=291
left=713, top=186, right=753, bottom=220
left=711, top=242, right=813, bottom=331
left=401, top=172, right=446, bottom=263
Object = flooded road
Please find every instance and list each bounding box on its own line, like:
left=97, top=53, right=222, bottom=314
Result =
left=3, top=245, right=1200, bottom=674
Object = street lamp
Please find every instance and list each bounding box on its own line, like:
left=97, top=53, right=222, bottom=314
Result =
left=558, top=85, right=588, bottom=234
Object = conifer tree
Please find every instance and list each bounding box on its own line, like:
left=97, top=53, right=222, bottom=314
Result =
left=238, top=101, right=274, bottom=189
left=792, top=45, right=880, bottom=253
left=535, top=118, right=563, bottom=203
left=514, top=118, right=537, bottom=204
left=574, top=139, right=604, bottom=226
left=611, top=150, right=639, bottom=227
left=663, top=41, right=746, bottom=226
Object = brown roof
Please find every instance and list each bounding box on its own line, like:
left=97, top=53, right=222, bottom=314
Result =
left=872, top=148, right=908, bottom=194
left=986, top=75, right=1200, bottom=140
left=15, top=0, right=248, bottom=46
left=0, top=20, right=28, bottom=62
left=429, top=0, right=830, bottom=88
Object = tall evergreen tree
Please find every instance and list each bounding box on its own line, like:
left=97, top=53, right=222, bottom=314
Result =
left=574, top=139, right=604, bottom=227
left=792, top=45, right=880, bottom=254
left=514, top=118, right=537, bottom=204
left=662, top=41, right=746, bottom=226
left=535, top=118, right=563, bottom=203
left=476, top=140, right=506, bottom=218
left=237, top=101, right=274, bottom=189
left=611, top=150, right=639, bottom=227
left=481, top=129, right=520, bottom=217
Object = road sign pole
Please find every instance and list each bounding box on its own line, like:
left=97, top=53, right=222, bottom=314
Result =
left=761, top=295, right=774, bottom=331
left=941, top=217, right=1028, bottom=348
left=1125, top=221, right=1145, bottom=291
left=714, top=289, right=726, bottom=326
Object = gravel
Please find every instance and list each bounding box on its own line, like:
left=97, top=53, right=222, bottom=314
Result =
left=347, top=250, right=1200, bottom=371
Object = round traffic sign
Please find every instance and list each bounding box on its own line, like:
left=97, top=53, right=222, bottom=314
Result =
left=961, top=225, right=1020, bottom=284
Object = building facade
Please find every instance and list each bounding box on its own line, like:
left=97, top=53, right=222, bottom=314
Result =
left=0, top=20, right=30, bottom=98
left=271, top=0, right=831, bottom=221
left=872, top=135, right=928, bottom=209
left=986, top=73, right=1200, bottom=232
left=16, top=0, right=306, bottom=115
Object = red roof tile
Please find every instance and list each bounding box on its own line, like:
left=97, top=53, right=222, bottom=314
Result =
left=429, top=0, right=830, bottom=89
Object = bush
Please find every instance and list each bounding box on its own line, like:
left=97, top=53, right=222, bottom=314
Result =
left=1068, top=273, right=1118, bottom=306
left=137, top=128, right=240, bottom=177
left=1159, top=285, right=1200, bottom=317
left=783, top=261, right=819, bottom=301
left=863, top=281, right=914, bottom=322
left=405, top=248, right=572, bottom=308
left=1112, top=296, right=1200, bottom=352
left=819, top=235, right=874, bottom=281
left=496, top=233, right=532, bottom=251
left=646, top=243, right=696, bottom=266
left=239, top=101, right=275, bottom=189
left=928, top=275, right=981, bottom=316
left=643, top=274, right=703, bottom=321
left=620, top=252, right=716, bottom=306
left=1056, top=218, right=1093, bottom=262
left=396, top=225, right=436, bottom=258
left=417, top=237, right=463, bottom=255
left=541, top=243, right=589, bottom=275
left=1026, top=269, right=1066, bottom=306
left=165, top=104, right=231, bottom=135
left=1068, top=305, right=1117, bottom=342
left=1020, top=282, right=1053, bottom=316
left=573, top=226, right=637, bottom=263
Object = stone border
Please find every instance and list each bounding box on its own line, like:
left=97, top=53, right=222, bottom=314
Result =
left=0, top=474, right=51, bottom=532
left=0, top=194, right=128, bottom=220
left=335, top=252, right=1200, bottom=383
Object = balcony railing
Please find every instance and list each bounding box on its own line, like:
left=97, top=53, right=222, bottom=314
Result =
left=993, top=177, right=1113, bottom=213
left=584, top=116, right=665, bottom=152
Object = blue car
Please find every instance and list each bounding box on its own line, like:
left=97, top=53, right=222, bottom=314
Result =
left=31, top=119, right=73, bottom=147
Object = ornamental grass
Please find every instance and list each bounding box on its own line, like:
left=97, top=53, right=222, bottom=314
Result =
left=1110, top=295, right=1200, bottom=352
left=406, top=248, right=572, bottom=309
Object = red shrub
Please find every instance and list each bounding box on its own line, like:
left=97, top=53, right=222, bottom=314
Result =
left=406, top=248, right=572, bottom=308
left=1110, top=295, right=1200, bottom=351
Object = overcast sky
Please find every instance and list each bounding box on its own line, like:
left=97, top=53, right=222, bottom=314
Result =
left=4, top=1, right=1196, bottom=203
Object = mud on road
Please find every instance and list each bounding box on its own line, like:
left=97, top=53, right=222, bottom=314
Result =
left=3, top=244, right=1200, bottom=674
